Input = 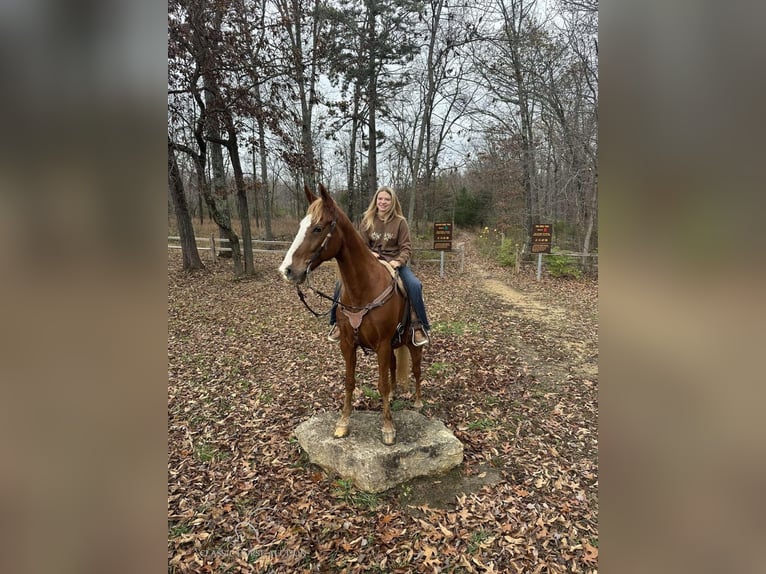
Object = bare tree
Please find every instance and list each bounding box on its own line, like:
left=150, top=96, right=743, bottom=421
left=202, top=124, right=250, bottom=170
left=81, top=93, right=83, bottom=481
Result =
left=323, top=0, right=423, bottom=201
left=271, top=0, right=324, bottom=191
left=468, top=0, right=547, bottom=250
left=168, top=138, right=205, bottom=270
left=560, top=0, right=598, bottom=256
left=169, top=0, right=246, bottom=275
left=166, top=0, right=597, bottom=267
left=386, top=0, right=477, bottom=224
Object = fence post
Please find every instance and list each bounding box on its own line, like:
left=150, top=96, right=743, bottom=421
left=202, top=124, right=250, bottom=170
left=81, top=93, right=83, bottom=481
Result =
left=536, top=253, right=543, bottom=281
left=439, top=251, right=445, bottom=279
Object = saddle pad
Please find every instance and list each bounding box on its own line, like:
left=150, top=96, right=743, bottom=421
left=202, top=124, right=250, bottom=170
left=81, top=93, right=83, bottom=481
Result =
left=379, top=260, right=406, bottom=295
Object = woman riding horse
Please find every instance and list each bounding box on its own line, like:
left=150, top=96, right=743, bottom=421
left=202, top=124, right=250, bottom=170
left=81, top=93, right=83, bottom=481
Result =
left=328, top=186, right=431, bottom=347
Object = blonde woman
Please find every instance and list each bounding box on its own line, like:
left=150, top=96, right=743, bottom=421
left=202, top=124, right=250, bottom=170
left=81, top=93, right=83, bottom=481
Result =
left=328, top=186, right=430, bottom=346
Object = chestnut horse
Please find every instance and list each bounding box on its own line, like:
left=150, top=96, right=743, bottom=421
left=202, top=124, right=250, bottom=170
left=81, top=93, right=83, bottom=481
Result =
left=279, top=184, right=423, bottom=445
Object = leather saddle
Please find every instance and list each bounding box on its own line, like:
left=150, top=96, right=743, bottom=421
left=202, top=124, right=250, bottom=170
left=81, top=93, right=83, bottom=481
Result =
left=378, top=260, right=407, bottom=296
left=378, top=260, right=411, bottom=346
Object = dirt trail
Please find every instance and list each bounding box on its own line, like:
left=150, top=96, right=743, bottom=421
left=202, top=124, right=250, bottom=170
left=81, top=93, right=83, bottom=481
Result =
left=482, top=277, right=597, bottom=381
left=455, top=232, right=598, bottom=387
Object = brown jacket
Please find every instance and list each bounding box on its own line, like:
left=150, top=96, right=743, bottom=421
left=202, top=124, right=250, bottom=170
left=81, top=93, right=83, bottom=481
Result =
left=359, top=216, right=412, bottom=266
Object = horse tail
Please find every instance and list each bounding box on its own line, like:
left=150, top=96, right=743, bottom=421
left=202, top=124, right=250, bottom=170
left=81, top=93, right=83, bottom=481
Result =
left=395, top=346, right=411, bottom=393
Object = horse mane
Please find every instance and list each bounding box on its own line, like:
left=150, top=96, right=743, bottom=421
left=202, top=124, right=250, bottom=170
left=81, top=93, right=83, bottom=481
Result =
left=307, top=197, right=354, bottom=234
left=307, top=198, right=324, bottom=223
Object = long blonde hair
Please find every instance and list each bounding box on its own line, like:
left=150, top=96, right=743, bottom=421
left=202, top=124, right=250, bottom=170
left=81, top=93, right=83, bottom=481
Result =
left=361, top=186, right=405, bottom=232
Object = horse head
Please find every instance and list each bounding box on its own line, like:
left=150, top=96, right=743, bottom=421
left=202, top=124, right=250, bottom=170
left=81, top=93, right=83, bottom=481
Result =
left=279, top=183, right=339, bottom=284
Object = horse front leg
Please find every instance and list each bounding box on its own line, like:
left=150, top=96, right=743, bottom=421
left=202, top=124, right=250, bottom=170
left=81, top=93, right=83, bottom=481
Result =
left=335, top=341, right=356, bottom=438
left=377, top=343, right=396, bottom=445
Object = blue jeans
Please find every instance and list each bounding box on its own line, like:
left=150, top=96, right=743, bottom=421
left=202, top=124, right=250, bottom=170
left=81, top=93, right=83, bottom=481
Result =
left=329, top=265, right=430, bottom=331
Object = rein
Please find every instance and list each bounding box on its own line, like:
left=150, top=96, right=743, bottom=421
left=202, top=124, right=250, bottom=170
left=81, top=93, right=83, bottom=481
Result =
left=297, top=266, right=399, bottom=319
left=295, top=268, right=338, bottom=317
left=295, top=217, right=338, bottom=317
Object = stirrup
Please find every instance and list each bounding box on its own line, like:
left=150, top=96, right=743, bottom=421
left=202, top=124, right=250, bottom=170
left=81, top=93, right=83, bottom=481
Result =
left=327, top=324, right=340, bottom=342
left=412, top=328, right=429, bottom=347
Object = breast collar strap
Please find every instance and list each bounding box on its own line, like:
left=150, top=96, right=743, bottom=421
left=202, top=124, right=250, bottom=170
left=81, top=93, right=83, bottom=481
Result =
left=338, top=274, right=398, bottom=350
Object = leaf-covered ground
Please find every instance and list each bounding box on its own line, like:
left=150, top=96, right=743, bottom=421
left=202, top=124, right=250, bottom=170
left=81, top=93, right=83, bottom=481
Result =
left=168, top=233, right=598, bottom=573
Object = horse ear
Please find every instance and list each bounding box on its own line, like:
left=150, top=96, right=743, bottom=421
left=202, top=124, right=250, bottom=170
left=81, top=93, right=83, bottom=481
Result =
left=318, top=183, right=335, bottom=211
left=304, top=184, right=317, bottom=205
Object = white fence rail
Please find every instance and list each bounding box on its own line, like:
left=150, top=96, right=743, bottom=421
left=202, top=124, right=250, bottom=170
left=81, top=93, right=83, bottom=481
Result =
left=169, top=235, right=291, bottom=256
left=168, top=236, right=465, bottom=273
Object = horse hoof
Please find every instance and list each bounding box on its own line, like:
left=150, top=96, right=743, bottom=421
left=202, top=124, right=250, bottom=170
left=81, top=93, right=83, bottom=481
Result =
left=382, top=429, right=396, bottom=445
left=414, top=399, right=423, bottom=410
left=334, top=424, right=349, bottom=438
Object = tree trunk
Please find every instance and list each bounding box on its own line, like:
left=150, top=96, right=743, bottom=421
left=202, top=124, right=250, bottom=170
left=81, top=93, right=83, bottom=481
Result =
left=223, top=113, right=255, bottom=276
left=521, top=101, right=537, bottom=243
left=250, top=120, right=261, bottom=228
left=366, top=3, right=378, bottom=197
left=347, top=83, right=361, bottom=223
left=255, top=85, right=273, bottom=240
left=582, top=170, right=597, bottom=264
left=407, top=0, right=443, bottom=224
left=205, top=88, right=242, bottom=274
left=367, top=77, right=378, bottom=197
left=168, top=141, right=204, bottom=270
left=279, top=0, right=317, bottom=191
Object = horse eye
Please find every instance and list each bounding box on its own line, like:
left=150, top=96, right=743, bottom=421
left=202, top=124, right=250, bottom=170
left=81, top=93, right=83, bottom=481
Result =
left=312, top=226, right=323, bottom=233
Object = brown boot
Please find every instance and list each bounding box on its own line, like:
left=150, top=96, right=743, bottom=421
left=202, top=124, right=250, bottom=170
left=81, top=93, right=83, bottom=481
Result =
left=412, top=327, right=429, bottom=347
left=327, top=324, right=340, bottom=342
left=409, top=309, right=429, bottom=346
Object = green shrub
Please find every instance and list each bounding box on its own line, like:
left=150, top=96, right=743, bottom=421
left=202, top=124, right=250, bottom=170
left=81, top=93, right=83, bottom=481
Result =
left=477, top=226, right=518, bottom=267
left=497, top=238, right=516, bottom=267
left=476, top=227, right=496, bottom=259
left=544, top=248, right=582, bottom=278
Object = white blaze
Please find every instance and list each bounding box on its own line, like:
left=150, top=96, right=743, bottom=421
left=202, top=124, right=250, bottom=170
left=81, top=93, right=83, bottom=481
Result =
left=279, top=214, right=312, bottom=279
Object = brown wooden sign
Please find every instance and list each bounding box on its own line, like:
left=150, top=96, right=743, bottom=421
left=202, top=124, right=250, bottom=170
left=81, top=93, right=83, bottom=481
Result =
left=531, top=223, right=552, bottom=254
left=433, top=222, right=453, bottom=250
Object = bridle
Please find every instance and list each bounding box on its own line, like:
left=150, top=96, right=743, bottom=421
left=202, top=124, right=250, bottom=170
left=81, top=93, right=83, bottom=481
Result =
left=306, top=217, right=337, bottom=270
left=295, top=216, right=338, bottom=317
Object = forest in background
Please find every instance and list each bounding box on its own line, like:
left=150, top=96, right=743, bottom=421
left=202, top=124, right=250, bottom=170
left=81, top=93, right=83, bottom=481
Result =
left=168, top=0, right=597, bottom=275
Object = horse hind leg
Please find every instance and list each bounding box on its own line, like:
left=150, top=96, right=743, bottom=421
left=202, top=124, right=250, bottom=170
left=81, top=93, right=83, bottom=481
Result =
left=389, top=349, right=397, bottom=396
left=394, top=346, right=411, bottom=394
left=410, top=344, right=424, bottom=410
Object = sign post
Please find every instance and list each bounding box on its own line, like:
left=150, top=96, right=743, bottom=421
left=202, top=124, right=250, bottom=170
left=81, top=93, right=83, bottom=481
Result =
left=530, top=224, right=552, bottom=281
left=433, top=223, right=453, bottom=279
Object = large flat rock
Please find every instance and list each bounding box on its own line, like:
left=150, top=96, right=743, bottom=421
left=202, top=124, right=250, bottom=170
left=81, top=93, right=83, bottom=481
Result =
left=294, top=410, right=464, bottom=493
